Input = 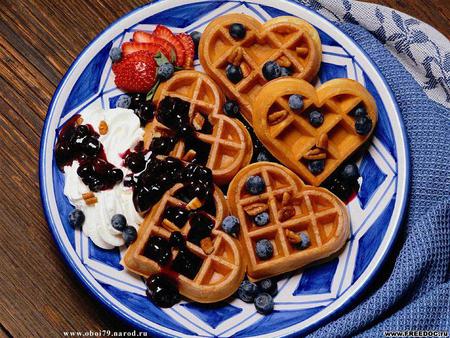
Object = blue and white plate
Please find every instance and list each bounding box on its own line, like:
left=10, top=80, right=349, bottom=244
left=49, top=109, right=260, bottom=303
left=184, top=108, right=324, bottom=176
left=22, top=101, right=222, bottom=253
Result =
left=40, top=1, right=409, bottom=336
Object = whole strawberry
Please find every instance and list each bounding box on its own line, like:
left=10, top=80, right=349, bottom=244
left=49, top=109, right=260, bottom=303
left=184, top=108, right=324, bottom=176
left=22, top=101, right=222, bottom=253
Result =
left=112, top=50, right=156, bottom=93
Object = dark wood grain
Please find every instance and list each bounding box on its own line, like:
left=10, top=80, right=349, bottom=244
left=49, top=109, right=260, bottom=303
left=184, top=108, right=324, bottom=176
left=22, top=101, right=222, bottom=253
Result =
left=0, top=0, right=448, bottom=336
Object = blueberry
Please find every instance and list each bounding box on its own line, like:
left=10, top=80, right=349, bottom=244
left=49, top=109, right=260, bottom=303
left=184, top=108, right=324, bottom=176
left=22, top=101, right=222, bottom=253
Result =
left=108, top=168, right=124, bottom=183
left=256, top=151, right=271, bottom=162
left=221, top=216, right=240, bottom=236
left=258, top=278, right=278, bottom=296
left=288, top=94, right=303, bottom=111
left=82, top=137, right=101, bottom=157
left=69, top=209, right=85, bottom=227
left=144, top=236, right=172, bottom=266
left=341, top=163, right=359, bottom=181
left=246, top=175, right=265, bottom=195
left=158, top=62, right=175, bottom=81
left=262, top=61, right=281, bottom=81
left=111, top=214, right=127, bottom=231
left=88, top=178, right=106, bottom=192
left=77, top=164, right=94, bottom=178
left=355, top=116, right=373, bottom=135
left=223, top=100, right=240, bottom=117
left=190, top=31, right=202, bottom=49
left=237, top=280, right=258, bottom=303
left=146, top=274, right=180, bottom=308
left=255, top=239, right=273, bottom=260
left=229, top=23, right=246, bottom=40
left=280, top=67, right=293, bottom=77
left=254, top=293, right=274, bottom=314
left=76, top=125, right=90, bottom=138
left=169, top=231, right=186, bottom=249
left=116, top=94, right=131, bottom=109
left=109, top=47, right=122, bottom=63
left=254, top=212, right=270, bottom=226
left=125, top=152, right=145, bottom=173
left=123, top=226, right=137, bottom=245
left=226, top=64, right=243, bottom=84
left=352, top=105, right=367, bottom=117
left=308, top=159, right=325, bottom=175
left=309, top=110, right=324, bottom=127
left=295, top=232, right=311, bottom=250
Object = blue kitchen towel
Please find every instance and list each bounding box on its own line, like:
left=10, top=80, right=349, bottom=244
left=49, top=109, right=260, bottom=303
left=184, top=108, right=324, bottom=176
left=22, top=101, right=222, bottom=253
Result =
left=295, top=1, right=450, bottom=336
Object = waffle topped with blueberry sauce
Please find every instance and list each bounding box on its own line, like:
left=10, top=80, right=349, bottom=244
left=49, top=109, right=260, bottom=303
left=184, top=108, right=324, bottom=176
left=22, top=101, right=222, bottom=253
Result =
left=199, top=14, right=322, bottom=123
left=122, top=182, right=245, bottom=304
left=227, top=162, right=349, bottom=281
left=145, top=70, right=253, bottom=185
left=252, top=77, right=377, bottom=186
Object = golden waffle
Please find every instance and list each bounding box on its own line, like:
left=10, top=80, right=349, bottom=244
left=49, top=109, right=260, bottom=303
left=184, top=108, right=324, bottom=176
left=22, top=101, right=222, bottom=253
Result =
left=145, top=70, right=253, bottom=185
left=252, top=77, right=377, bottom=186
left=227, top=162, right=349, bottom=281
left=122, top=183, right=246, bottom=303
left=199, top=14, right=322, bottom=123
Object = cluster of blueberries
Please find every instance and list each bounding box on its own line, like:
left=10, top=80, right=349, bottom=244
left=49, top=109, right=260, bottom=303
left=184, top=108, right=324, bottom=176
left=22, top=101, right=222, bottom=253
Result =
left=68, top=210, right=137, bottom=245
left=55, top=117, right=124, bottom=192
left=238, top=278, right=278, bottom=314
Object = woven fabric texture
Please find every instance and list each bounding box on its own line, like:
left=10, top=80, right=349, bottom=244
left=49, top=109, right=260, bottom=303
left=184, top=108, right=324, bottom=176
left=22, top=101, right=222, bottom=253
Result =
left=305, top=21, right=450, bottom=337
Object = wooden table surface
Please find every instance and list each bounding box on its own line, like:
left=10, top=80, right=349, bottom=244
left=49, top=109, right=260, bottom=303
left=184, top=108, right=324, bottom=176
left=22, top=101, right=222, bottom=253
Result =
left=1, top=0, right=448, bottom=337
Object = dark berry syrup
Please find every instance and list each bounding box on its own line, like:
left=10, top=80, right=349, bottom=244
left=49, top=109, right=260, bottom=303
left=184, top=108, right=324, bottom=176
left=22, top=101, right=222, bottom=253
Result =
left=54, top=114, right=123, bottom=192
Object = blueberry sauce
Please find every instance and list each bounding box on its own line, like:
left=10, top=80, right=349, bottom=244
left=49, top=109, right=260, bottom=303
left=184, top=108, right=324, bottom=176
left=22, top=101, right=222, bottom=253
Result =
left=164, top=206, right=190, bottom=228
left=129, top=93, right=155, bottom=126
left=188, top=212, right=215, bottom=245
left=144, top=236, right=172, bottom=266
left=321, top=161, right=360, bottom=204
left=54, top=114, right=123, bottom=191
left=171, top=248, right=202, bottom=279
left=146, top=273, right=180, bottom=307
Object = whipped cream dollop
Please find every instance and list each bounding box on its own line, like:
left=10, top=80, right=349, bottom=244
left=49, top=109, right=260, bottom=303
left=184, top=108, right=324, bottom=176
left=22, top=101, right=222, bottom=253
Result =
left=63, top=107, right=144, bottom=249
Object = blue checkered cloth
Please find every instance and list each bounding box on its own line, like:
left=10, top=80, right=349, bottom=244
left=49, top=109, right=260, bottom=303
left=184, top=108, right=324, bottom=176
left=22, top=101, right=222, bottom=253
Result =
left=296, top=1, right=450, bottom=336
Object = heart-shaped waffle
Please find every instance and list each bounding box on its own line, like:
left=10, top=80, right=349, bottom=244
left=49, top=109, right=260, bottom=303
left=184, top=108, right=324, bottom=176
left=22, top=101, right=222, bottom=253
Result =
left=227, top=162, right=349, bottom=281
left=145, top=70, right=253, bottom=185
left=252, top=78, right=378, bottom=186
left=122, top=183, right=246, bottom=303
left=199, top=14, right=322, bottom=123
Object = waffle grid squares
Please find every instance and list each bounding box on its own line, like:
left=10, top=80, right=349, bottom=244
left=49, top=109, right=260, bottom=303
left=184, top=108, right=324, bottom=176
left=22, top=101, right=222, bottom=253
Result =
left=236, top=167, right=340, bottom=268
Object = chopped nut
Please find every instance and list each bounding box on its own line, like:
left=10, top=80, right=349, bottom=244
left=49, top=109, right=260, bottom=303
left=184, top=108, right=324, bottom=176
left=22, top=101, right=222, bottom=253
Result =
left=296, top=47, right=309, bottom=56
left=268, top=110, right=288, bottom=125
left=162, top=218, right=179, bottom=232
left=278, top=206, right=295, bottom=222
left=244, top=203, right=268, bottom=216
left=285, top=229, right=301, bottom=244
left=227, top=47, right=243, bottom=66
left=85, top=197, right=98, bottom=205
left=76, top=117, right=84, bottom=125
left=182, top=149, right=197, bottom=162
left=99, top=120, right=108, bottom=135
left=241, top=62, right=251, bottom=77
left=82, top=192, right=95, bottom=200
left=282, top=191, right=291, bottom=206
left=304, top=148, right=326, bottom=160
left=317, top=133, right=328, bottom=150
left=278, top=55, right=292, bottom=68
left=186, top=197, right=203, bottom=210
left=200, top=237, right=214, bottom=255
left=192, top=113, right=206, bottom=131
